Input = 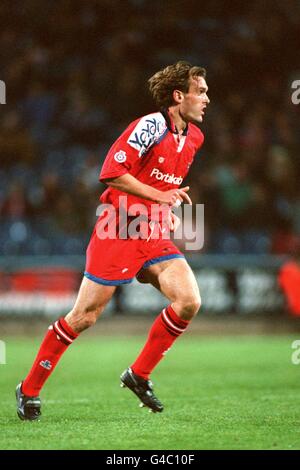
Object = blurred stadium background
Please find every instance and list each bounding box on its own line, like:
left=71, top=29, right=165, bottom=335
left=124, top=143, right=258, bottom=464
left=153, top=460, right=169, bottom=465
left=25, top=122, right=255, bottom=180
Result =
left=1, top=0, right=300, bottom=321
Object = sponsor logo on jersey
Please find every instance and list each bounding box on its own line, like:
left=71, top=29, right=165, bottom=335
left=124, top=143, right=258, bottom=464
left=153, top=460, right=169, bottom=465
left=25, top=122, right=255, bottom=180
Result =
left=114, top=150, right=127, bottom=163
left=127, top=113, right=167, bottom=157
left=150, top=168, right=183, bottom=185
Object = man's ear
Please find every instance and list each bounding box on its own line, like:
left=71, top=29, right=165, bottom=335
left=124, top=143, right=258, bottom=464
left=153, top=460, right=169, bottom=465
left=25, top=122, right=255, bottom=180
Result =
left=172, top=89, right=184, bottom=104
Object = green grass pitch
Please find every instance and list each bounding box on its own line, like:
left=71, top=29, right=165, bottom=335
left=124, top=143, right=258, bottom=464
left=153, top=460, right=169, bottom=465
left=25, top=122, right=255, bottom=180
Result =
left=1, top=334, right=300, bottom=450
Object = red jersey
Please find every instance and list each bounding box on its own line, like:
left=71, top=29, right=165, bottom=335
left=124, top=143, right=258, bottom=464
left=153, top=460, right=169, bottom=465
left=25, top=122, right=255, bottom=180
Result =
left=99, top=110, right=204, bottom=213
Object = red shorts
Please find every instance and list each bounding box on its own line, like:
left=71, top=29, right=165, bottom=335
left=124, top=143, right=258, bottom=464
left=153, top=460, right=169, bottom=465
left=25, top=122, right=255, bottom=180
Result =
left=85, top=217, right=184, bottom=286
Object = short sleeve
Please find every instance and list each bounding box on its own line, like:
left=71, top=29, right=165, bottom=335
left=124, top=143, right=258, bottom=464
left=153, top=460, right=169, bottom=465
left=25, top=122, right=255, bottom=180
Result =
left=99, top=113, right=168, bottom=182
left=99, top=120, right=140, bottom=181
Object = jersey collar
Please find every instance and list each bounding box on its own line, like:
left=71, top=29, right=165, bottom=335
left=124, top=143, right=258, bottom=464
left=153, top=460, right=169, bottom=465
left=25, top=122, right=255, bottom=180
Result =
left=161, top=108, right=189, bottom=136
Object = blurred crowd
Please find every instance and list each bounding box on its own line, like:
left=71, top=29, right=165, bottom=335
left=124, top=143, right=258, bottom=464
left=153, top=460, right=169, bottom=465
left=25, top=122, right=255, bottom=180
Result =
left=0, top=0, right=300, bottom=255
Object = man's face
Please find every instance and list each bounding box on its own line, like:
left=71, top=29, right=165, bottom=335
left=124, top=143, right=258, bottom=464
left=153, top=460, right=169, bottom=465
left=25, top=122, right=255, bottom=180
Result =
left=179, top=76, right=210, bottom=124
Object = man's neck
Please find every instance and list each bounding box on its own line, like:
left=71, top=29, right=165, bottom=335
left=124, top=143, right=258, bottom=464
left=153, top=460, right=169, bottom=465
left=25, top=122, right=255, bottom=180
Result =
left=167, top=106, right=187, bottom=134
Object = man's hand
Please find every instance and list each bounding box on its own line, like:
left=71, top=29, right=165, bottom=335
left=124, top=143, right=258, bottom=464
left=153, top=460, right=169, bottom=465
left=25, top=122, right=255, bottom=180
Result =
left=156, top=186, right=192, bottom=206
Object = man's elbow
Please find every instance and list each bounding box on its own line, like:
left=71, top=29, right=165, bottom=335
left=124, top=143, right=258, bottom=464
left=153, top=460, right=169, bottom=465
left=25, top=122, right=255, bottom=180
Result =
left=100, top=176, right=119, bottom=186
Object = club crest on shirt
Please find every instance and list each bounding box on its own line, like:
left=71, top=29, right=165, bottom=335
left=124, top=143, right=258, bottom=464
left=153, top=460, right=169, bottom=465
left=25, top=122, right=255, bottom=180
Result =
left=158, top=157, right=165, bottom=163
left=114, top=150, right=127, bottom=163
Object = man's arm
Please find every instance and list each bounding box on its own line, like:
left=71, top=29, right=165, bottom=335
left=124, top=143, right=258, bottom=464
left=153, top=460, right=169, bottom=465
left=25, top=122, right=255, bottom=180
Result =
left=104, top=174, right=192, bottom=206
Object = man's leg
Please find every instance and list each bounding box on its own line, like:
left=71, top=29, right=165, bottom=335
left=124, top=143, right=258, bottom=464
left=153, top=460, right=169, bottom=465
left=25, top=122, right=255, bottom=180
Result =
left=17, top=277, right=115, bottom=420
left=121, top=258, right=201, bottom=411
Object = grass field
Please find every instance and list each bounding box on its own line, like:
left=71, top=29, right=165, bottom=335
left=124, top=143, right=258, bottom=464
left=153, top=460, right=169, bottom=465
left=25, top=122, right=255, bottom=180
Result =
left=1, top=334, right=300, bottom=450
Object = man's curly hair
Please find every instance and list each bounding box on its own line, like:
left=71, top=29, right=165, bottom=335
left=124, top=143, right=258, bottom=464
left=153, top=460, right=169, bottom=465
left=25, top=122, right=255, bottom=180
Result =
left=148, top=61, right=206, bottom=109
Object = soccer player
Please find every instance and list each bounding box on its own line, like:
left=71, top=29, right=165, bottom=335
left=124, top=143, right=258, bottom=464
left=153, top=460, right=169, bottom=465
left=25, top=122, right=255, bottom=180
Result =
left=16, top=61, right=210, bottom=420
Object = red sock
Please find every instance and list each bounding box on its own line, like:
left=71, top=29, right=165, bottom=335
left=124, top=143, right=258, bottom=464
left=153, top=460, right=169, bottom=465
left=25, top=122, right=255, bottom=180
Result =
left=131, top=305, right=190, bottom=380
left=22, top=317, right=78, bottom=397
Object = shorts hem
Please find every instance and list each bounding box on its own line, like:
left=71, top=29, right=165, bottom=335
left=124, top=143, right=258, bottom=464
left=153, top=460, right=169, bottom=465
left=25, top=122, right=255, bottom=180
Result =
left=142, top=253, right=185, bottom=270
left=84, top=271, right=134, bottom=286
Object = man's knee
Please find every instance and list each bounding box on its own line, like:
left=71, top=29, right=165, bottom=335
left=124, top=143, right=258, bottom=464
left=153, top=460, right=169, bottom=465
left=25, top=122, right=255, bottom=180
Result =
left=65, top=305, right=102, bottom=333
left=175, top=294, right=201, bottom=320
left=79, top=309, right=99, bottom=329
